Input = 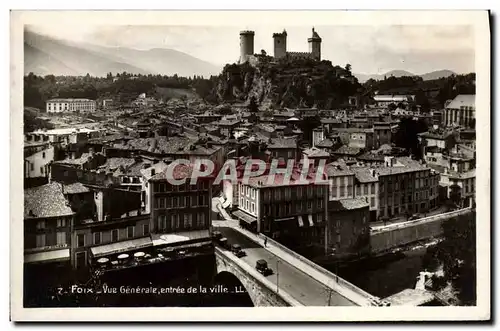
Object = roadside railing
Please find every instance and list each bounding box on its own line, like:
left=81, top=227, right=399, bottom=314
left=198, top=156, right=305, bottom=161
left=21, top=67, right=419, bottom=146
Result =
left=258, top=234, right=380, bottom=305
left=370, top=207, right=473, bottom=233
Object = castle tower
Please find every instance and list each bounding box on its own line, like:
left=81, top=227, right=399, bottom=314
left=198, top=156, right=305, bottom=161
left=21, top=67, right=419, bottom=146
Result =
left=308, top=27, right=322, bottom=61
left=273, top=29, right=287, bottom=59
left=239, top=30, right=255, bottom=63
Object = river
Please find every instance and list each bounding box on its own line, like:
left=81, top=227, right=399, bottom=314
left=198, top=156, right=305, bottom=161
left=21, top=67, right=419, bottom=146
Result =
left=327, top=247, right=429, bottom=299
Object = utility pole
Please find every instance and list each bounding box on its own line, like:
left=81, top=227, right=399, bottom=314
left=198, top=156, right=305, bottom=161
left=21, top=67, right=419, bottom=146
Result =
left=276, top=260, right=280, bottom=294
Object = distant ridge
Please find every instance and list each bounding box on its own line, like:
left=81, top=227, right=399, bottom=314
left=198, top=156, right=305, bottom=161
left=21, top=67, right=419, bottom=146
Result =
left=24, top=29, right=221, bottom=77
left=354, top=69, right=456, bottom=83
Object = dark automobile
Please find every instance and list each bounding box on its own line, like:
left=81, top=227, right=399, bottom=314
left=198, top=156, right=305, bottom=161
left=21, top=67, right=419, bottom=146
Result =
left=255, top=259, right=273, bottom=276
left=212, top=231, right=222, bottom=240
left=218, top=237, right=228, bottom=248
left=231, top=244, right=246, bottom=258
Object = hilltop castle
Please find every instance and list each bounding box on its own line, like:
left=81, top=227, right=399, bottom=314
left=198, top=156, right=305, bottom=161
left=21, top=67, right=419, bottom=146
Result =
left=239, top=28, right=322, bottom=64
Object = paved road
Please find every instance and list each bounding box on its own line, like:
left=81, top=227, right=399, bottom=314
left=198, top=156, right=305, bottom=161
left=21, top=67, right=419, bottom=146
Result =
left=215, top=226, right=356, bottom=306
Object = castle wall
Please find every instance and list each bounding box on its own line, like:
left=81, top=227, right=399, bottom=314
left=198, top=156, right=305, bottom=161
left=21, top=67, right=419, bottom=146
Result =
left=240, top=31, right=255, bottom=63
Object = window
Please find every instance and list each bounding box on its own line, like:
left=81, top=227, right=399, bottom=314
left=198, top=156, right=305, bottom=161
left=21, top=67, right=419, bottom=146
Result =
left=251, top=203, right=255, bottom=213
left=307, top=201, right=312, bottom=210
left=127, top=226, right=134, bottom=239
left=159, top=198, right=166, bottom=209
left=111, top=230, right=119, bottom=242
left=36, top=234, right=46, bottom=248
left=185, top=196, right=190, bottom=207
left=364, top=185, right=368, bottom=195
left=371, top=197, right=375, bottom=207
left=40, top=166, right=44, bottom=175
left=297, top=202, right=302, bottom=212
left=57, top=219, right=66, bottom=227
left=30, top=163, right=34, bottom=171
left=77, top=234, right=85, bottom=247
left=251, top=188, right=255, bottom=199
left=332, top=186, right=337, bottom=198
left=173, top=197, right=178, bottom=207
left=93, top=232, right=101, bottom=245
left=318, top=199, right=323, bottom=208
left=317, top=213, right=324, bottom=223
left=158, top=215, right=166, bottom=230
left=172, top=214, right=180, bottom=230
left=166, top=197, right=172, bottom=208
left=198, top=212, right=206, bottom=227
left=198, top=195, right=205, bottom=206
left=275, top=189, right=281, bottom=200
left=143, top=224, right=150, bottom=236
left=183, top=214, right=193, bottom=228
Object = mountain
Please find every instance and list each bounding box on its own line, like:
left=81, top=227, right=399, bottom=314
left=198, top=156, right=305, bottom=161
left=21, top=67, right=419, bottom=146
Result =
left=420, top=69, right=456, bottom=81
left=24, top=30, right=149, bottom=77
left=78, top=44, right=221, bottom=78
left=354, top=69, right=456, bottom=83
left=24, top=30, right=221, bottom=77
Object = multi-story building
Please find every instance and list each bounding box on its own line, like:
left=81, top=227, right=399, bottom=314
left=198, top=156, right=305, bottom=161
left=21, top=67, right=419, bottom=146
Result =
left=443, top=94, right=475, bottom=128
left=352, top=168, right=379, bottom=221
left=24, top=182, right=74, bottom=265
left=234, top=170, right=329, bottom=251
left=440, top=168, right=476, bottom=208
left=325, top=162, right=355, bottom=201
left=267, top=138, right=298, bottom=162
left=373, top=95, right=415, bottom=108
left=46, top=98, right=96, bottom=113
left=148, top=163, right=213, bottom=246
left=376, top=157, right=436, bottom=218
left=327, top=198, right=370, bottom=259
left=24, top=144, right=55, bottom=180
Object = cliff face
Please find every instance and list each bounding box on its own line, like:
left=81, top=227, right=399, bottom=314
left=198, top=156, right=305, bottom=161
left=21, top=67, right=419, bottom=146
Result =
left=214, top=58, right=362, bottom=109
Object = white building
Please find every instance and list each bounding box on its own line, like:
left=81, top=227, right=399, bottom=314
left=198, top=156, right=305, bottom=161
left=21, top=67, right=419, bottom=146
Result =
left=46, top=98, right=96, bottom=113
left=373, top=95, right=415, bottom=108
left=24, top=145, right=55, bottom=179
left=443, top=94, right=475, bottom=127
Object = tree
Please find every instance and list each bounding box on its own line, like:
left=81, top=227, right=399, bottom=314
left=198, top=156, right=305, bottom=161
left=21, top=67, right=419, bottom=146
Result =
left=261, top=49, right=267, bottom=56
left=248, top=96, right=259, bottom=113
left=345, top=63, right=352, bottom=74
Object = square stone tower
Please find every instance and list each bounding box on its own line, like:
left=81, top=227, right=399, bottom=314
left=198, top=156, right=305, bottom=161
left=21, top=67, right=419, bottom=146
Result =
left=273, top=29, right=287, bottom=59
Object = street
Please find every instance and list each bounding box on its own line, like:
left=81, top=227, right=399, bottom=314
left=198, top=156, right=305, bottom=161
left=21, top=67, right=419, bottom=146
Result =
left=216, top=226, right=356, bottom=306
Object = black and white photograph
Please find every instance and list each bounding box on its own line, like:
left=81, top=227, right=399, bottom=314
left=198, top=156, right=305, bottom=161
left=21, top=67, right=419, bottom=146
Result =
left=10, top=10, right=490, bottom=321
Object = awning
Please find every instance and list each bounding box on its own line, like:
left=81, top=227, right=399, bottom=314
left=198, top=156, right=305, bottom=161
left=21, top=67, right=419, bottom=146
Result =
left=151, top=229, right=210, bottom=247
left=274, top=217, right=295, bottom=222
left=91, top=237, right=153, bottom=258
left=25, top=249, right=70, bottom=264
left=308, top=215, right=314, bottom=227
left=298, top=216, right=304, bottom=227
left=232, top=210, right=257, bottom=225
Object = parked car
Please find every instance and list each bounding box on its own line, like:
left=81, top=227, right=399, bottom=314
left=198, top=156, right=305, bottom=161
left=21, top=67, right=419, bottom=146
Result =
left=212, top=231, right=222, bottom=240
left=255, top=259, right=273, bottom=276
left=231, top=244, right=246, bottom=258
left=218, top=237, right=228, bottom=249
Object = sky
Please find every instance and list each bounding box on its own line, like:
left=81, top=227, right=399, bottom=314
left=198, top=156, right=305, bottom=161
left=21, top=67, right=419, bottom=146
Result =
left=29, top=24, right=475, bottom=75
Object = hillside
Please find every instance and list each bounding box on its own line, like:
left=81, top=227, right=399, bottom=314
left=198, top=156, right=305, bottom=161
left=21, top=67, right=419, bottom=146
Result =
left=355, top=69, right=456, bottom=83
left=24, top=31, right=149, bottom=77
left=24, top=30, right=221, bottom=78
left=81, top=45, right=221, bottom=78
left=214, top=57, right=361, bottom=109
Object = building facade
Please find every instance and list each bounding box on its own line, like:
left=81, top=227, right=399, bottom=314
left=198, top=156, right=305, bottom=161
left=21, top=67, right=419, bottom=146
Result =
left=444, top=94, right=475, bottom=128
left=46, top=99, right=97, bottom=113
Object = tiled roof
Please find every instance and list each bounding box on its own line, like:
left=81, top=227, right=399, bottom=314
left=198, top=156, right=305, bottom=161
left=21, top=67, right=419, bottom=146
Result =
left=316, top=138, right=334, bottom=148
left=53, top=153, right=92, bottom=166
left=247, top=172, right=328, bottom=188
left=333, top=145, right=362, bottom=156
left=99, top=158, right=136, bottom=173
left=352, top=168, right=378, bottom=183
left=446, top=94, right=475, bottom=110
left=325, top=162, right=354, bottom=177
left=150, top=163, right=195, bottom=182
left=140, top=162, right=170, bottom=180
left=24, top=182, right=74, bottom=219
left=63, top=182, right=90, bottom=195
left=268, top=138, right=297, bottom=149
left=303, top=147, right=329, bottom=158
left=110, top=136, right=221, bottom=155
left=329, top=198, right=369, bottom=212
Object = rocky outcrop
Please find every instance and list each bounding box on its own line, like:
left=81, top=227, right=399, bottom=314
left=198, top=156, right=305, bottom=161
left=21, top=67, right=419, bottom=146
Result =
left=213, top=58, right=362, bottom=109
